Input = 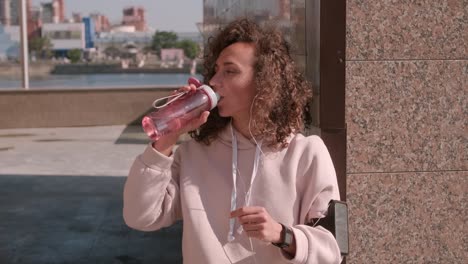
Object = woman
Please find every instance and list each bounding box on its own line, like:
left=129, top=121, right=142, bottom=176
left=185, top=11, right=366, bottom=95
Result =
left=123, top=18, right=341, bottom=264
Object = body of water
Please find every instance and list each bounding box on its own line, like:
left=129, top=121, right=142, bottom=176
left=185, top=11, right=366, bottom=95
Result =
left=0, top=73, right=203, bottom=89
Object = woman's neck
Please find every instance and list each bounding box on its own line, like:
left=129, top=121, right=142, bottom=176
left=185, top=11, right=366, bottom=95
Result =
left=232, top=117, right=252, bottom=140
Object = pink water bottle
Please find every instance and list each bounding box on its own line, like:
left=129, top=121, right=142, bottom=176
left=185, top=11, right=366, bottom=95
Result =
left=142, top=83, right=219, bottom=141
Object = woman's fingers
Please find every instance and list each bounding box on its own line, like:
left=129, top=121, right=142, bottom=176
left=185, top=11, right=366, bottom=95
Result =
left=199, top=111, right=210, bottom=123
left=188, top=77, right=202, bottom=87
left=231, top=206, right=283, bottom=243
left=173, top=83, right=197, bottom=95
left=238, top=214, right=264, bottom=225
left=242, top=222, right=265, bottom=231
left=192, top=111, right=210, bottom=129
left=182, top=111, right=210, bottom=133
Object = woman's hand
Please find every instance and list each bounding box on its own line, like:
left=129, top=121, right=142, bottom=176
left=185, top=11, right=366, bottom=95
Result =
left=167, top=83, right=210, bottom=134
left=174, top=83, right=210, bottom=134
left=152, top=83, right=210, bottom=156
left=231, top=206, right=297, bottom=256
left=230, top=206, right=283, bottom=243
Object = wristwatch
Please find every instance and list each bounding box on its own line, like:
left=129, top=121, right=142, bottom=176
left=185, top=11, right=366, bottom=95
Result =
left=272, top=223, right=294, bottom=248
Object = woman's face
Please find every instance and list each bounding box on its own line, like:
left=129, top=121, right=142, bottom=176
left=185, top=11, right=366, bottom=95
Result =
left=209, top=42, right=257, bottom=121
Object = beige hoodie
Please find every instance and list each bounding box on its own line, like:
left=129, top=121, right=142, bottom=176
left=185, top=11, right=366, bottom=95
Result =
left=123, top=126, right=341, bottom=264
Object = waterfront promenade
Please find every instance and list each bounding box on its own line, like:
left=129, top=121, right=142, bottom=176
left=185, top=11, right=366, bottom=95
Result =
left=0, top=125, right=183, bottom=264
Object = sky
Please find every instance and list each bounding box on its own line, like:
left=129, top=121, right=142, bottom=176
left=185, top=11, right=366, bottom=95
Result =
left=32, top=0, right=203, bottom=32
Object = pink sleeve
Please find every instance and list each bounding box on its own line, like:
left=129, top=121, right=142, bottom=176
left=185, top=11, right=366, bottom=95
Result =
left=281, top=136, right=342, bottom=264
left=123, top=143, right=182, bottom=231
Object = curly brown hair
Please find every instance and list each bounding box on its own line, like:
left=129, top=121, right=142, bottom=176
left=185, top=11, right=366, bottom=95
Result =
left=189, top=18, right=312, bottom=148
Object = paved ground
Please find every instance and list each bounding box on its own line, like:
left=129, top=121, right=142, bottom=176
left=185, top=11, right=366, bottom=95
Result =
left=0, top=125, right=183, bottom=264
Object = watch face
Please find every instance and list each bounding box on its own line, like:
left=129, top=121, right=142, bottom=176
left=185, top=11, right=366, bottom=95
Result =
left=284, top=226, right=294, bottom=245
left=273, top=225, right=294, bottom=248
left=272, top=224, right=287, bottom=248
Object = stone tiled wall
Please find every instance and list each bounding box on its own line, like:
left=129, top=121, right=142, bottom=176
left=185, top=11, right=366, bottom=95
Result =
left=345, top=0, right=467, bottom=263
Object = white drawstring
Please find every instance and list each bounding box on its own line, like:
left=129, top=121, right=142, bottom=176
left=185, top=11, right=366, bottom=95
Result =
left=228, top=122, right=263, bottom=242
left=228, top=122, right=239, bottom=242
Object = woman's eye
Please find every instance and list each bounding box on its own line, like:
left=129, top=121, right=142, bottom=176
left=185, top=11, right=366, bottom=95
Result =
left=225, top=70, right=236, bottom=74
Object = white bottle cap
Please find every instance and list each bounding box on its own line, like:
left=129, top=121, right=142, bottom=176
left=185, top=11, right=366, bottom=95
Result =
left=199, top=85, right=220, bottom=110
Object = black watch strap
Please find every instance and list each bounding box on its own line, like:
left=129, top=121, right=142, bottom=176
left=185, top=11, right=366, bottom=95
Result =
left=272, top=223, right=294, bottom=248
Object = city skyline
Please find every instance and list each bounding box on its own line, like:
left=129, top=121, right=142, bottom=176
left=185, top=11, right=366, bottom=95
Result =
left=31, top=0, right=203, bottom=32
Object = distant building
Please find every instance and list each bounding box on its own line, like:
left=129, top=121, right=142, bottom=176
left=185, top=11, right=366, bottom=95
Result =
left=0, top=0, right=31, bottom=26
left=42, top=22, right=85, bottom=54
left=72, top=12, right=82, bottom=23
left=111, top=25, right=136, bottom=33
left=0, top=0, right=12, bottom=25
left=82, top=17, right=95, bottom=49
left=0, top=0, right=40, bottom=38
left=0, top=0, right=17, bottom=25
left=41, top=3, right=53, bottom=23
left=90, top=13, right=111, bottom=33
left=122, top=6, right=147, bottom=32
left=28, top=4, right=42, bottom=39
left=41, top=0, right=65, bottom=24
left=54, top=0, right=65, bottom=23
left=279, top=0, right=290, bottom=20
left=94, top=30, right=153, bottom=52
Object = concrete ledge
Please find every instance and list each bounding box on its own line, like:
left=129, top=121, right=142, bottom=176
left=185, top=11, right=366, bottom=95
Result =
left=0, top=87, right=175, bottom=128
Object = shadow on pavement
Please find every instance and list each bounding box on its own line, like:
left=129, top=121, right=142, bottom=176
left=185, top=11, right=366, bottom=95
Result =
left=115, top=126, right=151, bottom=145
left=0, top=175, right=182, bottom=264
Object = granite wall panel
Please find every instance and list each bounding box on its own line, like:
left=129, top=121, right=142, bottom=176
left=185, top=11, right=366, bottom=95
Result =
left=347, top=171, right=467, bottom=264
left=346, top=60, right=467, bottom=173
left=347, top=0, right=468, bottom=60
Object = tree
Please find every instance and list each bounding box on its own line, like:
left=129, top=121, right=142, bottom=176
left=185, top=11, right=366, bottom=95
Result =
left=67, top=49, right=82, bottom=63
left=176, top=40, right=200, bottom=59
left=28, top=36, right=53, bottom=59
left=151, top=31, right=178, bottom=55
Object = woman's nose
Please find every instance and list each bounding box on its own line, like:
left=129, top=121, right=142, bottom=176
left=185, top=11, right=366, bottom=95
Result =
left=209, top=72, right=220, bottom=89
